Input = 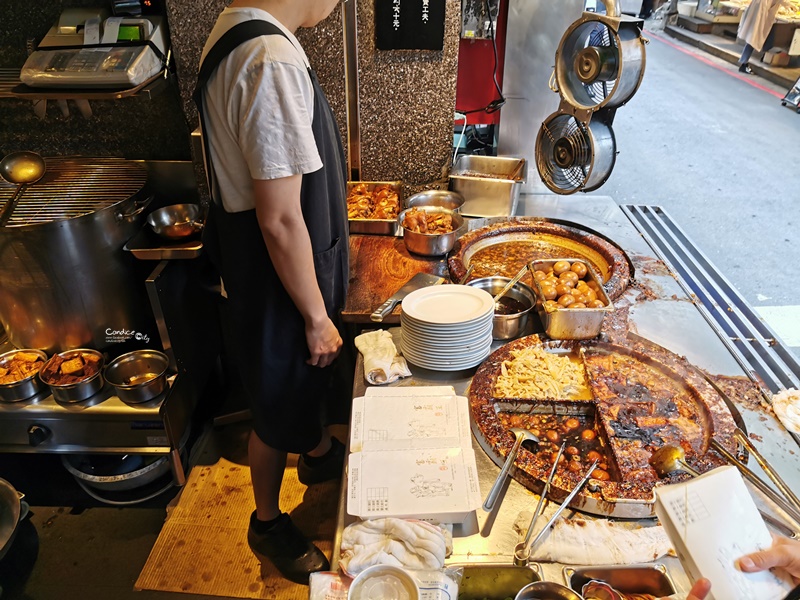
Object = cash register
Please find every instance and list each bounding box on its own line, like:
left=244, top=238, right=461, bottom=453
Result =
left=20, top=8, right=167, bottom=89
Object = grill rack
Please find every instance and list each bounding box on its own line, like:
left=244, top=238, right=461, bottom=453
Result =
left=0, top=157, right=148, bottom=226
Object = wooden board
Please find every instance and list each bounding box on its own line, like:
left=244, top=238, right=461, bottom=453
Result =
left=342, top=234, right=450, bottom=323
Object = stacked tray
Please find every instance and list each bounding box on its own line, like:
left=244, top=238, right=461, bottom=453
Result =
left=400, top=286, right=494, bottom=371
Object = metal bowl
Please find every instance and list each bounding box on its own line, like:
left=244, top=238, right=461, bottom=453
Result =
left=398, top=206, right=464, bottom=257
left=515, top=581, right=584, bottom=600
left=40, top=348, right=105, bottom=403
left=0, top=349, right=47, bottom=402
left=61, top=454, right=171, bottom=492
left=467, top=277, right=535, bottom=340
left=105, top=350, right=169, bottom=404
left=405, top=189, right=465, bottom=212
left=146, top=204, right=204, bottom=240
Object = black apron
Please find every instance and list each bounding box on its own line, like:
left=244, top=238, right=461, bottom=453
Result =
left=194, top=20, right=349, bottom=454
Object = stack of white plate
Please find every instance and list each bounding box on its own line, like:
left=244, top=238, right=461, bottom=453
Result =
left=400, top=285, right=495, bottom=371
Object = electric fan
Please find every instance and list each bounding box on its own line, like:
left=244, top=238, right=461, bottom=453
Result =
left=555, top=15, right=646, bottom=111
left=536, top=111, right=616, bottom=195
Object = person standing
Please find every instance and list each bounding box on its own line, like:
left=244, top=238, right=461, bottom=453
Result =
left=195, top=0, right=349, bottom=585
left=738, top=0, right=784, bottom=73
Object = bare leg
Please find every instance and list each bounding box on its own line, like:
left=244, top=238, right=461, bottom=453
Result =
left=249, top=430, right=286, bottom=521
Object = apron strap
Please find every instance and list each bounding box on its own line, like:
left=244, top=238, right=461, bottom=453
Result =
left=192, top=20, right=290, bottom=205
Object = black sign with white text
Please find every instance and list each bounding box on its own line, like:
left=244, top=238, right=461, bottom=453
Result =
left=375, top=0, right=446, bottom=51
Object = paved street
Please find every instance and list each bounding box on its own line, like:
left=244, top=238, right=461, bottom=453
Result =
left=590, top=12, right=800, bottom=357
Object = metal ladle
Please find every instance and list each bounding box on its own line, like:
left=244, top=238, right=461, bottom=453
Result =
left=0, top=152, right=46, bottom=226
left=483, top=427, right=539, bottom=512
left=649, top=444, right=798, bottom=538
left=492, top=263, right=529, bottom=310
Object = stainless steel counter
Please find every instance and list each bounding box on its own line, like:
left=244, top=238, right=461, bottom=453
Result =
left=333, top=195, right=800, bottom=597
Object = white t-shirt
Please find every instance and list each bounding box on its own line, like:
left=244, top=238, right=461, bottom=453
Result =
left=200, top=8, right=323, bottom=213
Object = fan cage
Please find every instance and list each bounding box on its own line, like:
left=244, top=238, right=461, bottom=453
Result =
left=536, top=114, right=594, bottom=195
left=556, top=19, right=620, bottom=111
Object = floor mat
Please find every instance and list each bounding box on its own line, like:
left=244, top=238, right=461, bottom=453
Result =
left=135, top=457, right=340, bottom=599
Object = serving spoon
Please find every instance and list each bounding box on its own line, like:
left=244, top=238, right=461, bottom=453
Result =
left=483, top=427, right=539, bottom=512
left=649, top=444, right=798, bottom=538
left=492, top=263, right=529, bottom=309
left=0, top=151, right=46, bottom=226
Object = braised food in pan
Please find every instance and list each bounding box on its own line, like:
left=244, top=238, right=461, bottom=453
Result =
left=469, top=336, right=737, bottom=517
left=0, top=352, right=44, bottom=384
left=401, top=207, right=454, bottom=234
left=41, top=352, right=102, bottom=386
left=347, top=183, right=400, bottom=220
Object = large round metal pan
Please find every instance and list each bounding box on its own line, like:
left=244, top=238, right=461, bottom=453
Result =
left=448, top=218, right=631, bottom=301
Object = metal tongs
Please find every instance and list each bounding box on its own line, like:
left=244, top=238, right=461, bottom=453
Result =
left=513, top=453, right=599, bottom=566
left=514, top=442, right=565, bottom=565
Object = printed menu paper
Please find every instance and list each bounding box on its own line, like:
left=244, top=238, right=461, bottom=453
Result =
left=655, top=465, right=794, bottom=600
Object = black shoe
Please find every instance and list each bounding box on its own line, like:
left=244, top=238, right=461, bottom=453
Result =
left=297, top=437, right=345, bottom=486
left=739, top=63, right=753, bottom=74
left=247, top=513, right=330, bottom=585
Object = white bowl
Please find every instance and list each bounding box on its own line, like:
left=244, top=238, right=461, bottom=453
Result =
left=348, top=565, right=420, bottom=600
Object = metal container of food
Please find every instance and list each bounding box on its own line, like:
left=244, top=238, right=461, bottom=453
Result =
left=515, top=581, right=583, bottom=600
left=530, top=258, right=614, bottom=340
left=452, top=563, right=541, bottom=600
left=467, top=277, right=535, bottom=340
left=105, top=350, right=169, bottom=404
left=405, top=189, right=465, bottom=212
left=563, top=564, right=676, bottom=597
left=398, top=206, right=464, bottom=257
left=0, top=349, right=47, bottom=402
left=146, top=203, right=204, bottom=240
left=449, top=155, right=526, bottom=217
left=40, top=348, right=105, bottom=403
left=347, top=181, right=403, bottom=235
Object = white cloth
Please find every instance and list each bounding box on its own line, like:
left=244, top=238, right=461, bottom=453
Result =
left=339, top=518, right=452, bottom=577
left=200, top=7, right=322, bottom=213
left=772, top=388, right=800, bottom=434
left=354, top=330, right=412, bottom=385
left=738, top=0, right=785, bottom=52
left=528, top=518, right=673, bottom=565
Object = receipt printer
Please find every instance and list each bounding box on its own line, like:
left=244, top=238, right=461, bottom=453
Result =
left=20, top=8, right=167, bottom=89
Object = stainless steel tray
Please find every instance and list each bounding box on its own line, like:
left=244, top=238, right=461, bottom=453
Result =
left=347, top=180, right=403, bottom=236
left=124, top=226, right=203, bottom=260
left=563, top=563, right=676, bottom=597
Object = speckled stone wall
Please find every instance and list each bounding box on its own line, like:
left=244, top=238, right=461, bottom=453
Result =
left=0, top=0, right=191, bottom=160
left=356, top=0, right=460, bottom=190
left=2, top=1, right=459, bottom=186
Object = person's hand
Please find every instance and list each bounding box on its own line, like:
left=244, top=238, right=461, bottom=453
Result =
left=738, top=535, right=800, bottom=584
left=305, top=316, right=342, bottom=368
left=685, top=578, right=711, bottom=600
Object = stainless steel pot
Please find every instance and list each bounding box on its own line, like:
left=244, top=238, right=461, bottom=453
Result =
left=105, top=349, right=169, bottom=404
left=0, top=349, right=48, bottom=402
left=467, top=277, right=535, bottom=340
left=40, top=348, right=105, bottom=403
left=0, top=158, right=154, bottom=353
left=0, top=478, right=22, bottom=561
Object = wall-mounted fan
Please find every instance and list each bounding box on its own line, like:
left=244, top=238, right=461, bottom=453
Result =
left=555, top=15, right=646, bottom=112
left=536, top=111, right=616, bottom=195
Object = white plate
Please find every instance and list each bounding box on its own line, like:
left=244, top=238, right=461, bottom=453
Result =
left=401, top=285, right=494, bottom=325
left=403, top=346, right=492, bottom=371
left=401, top=335, right=492, bottom=361
left=400, top=320, right=493, bottom=343
left=401, top=311, right=494, bottom=331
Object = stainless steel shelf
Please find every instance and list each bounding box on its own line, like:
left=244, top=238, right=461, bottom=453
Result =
left=0, top=69, right=170, bottom=101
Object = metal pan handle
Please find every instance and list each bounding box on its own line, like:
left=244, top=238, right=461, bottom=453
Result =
left=116, top=195, right=154, bottom=222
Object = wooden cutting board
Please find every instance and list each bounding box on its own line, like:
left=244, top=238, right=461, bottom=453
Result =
left=343, top=234, right=450, bottom=323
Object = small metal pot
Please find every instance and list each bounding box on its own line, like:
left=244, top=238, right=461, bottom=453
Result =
left=0, top=349, right=47, bottom=402
left=398, top=206, right=464, bottom=257
left=61, top=454, right=171, bottom=492
left=147, top=204, right=204, bottom=240
left=467, top=277, right=535, bottom=340
left=40, top=348, right=105, bottom=403
left=405, top=189, right=465, bottom=212
left=0, top=477, right=22, bottom=561
left=105, top=350, right=169, bottom=404
left=515, top=581, right=584, bottom=600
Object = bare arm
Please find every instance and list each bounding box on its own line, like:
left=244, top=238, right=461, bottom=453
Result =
left=252, top=175, right=342, bottom=368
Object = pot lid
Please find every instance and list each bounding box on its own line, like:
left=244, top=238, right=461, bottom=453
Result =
left=0, top=157, right=148, bottom=227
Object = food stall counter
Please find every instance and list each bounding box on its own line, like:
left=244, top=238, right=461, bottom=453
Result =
left=333, top=195, right=800, bottom=598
